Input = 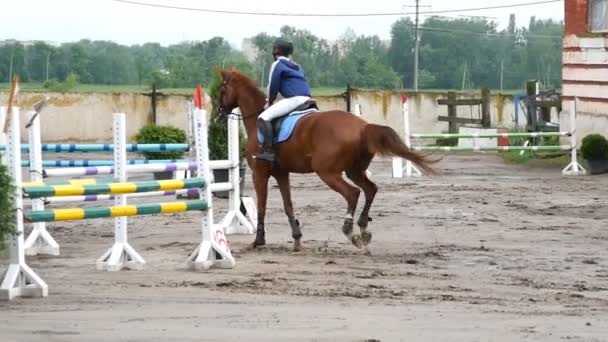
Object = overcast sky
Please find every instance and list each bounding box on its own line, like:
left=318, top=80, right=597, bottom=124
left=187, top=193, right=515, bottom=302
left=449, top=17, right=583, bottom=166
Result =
left=1, top=0, right=564, bottom=48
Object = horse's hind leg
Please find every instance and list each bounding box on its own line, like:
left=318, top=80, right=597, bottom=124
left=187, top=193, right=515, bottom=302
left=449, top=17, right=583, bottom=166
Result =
left=274, top=171, right=303, bottom=252
left=346, top=168, right=378, bottom=246
left=317, top=171, right=362, bottom=248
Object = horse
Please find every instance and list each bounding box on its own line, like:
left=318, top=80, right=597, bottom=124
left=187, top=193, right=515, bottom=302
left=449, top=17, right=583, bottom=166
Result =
left=215, top=68, right=438, bottom=252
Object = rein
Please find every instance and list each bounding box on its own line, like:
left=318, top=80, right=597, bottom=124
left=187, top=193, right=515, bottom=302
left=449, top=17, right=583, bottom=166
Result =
left=217, top=77, right=261, bottom=121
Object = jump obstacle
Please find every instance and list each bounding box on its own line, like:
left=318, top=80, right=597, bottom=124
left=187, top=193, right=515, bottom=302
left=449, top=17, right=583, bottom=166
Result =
left=392, top=96, right=587, bottom=178
left=2, top=100, right=255, bottom=257
left=0, top=105, right=235, bottom=301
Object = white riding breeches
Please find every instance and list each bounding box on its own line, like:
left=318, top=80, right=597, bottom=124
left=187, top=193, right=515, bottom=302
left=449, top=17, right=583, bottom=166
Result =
left=259, top=96, right=311, bottom=121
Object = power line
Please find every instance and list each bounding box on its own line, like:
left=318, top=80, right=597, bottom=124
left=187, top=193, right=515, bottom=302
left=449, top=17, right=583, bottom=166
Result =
left=111, top=0, right=562, bottom=17
left=416, top=25, right=562, bottom=40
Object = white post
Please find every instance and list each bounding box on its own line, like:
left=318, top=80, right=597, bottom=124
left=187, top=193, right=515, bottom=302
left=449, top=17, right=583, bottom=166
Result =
left=24, top=110, right=60, bottom=256
left=222, top=109, right=255, bottom=235
left=562, top=98, right=586, bottom=176
left=175, top=100, right=195, bottom=181
left=393, top=96, right=422, bottom=178
left=187, top=107, right=235, bottom=270
left=353, top=104, right=373, bottom=178
left=1, top=107, right=48, bottom=300
left=96, top=113, right=145, bottom=271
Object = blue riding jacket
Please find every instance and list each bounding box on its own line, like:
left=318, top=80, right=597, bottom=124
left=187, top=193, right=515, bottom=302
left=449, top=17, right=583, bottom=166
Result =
left=267, top=56, right=311, bottom=105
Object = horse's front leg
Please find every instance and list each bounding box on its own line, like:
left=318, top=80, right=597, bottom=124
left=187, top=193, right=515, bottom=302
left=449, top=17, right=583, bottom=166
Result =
left=251, top=167, right=271, bottom=248
left=274, top=171, right=302, bottom=251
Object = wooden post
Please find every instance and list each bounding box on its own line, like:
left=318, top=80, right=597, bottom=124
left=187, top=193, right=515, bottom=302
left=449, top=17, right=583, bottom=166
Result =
left=151, top=83, right=158, bottom=125
left=526, top=80, right=538, bottom=132
left=345, top=83, right=352, bottom=113
left=481, top=87, right=491, bottom=128
left=447, top=92, right=457, bottom=133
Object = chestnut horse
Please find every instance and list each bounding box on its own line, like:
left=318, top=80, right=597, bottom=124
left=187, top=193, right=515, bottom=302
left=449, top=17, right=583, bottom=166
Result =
left=216, top=69, right=437, bottom=252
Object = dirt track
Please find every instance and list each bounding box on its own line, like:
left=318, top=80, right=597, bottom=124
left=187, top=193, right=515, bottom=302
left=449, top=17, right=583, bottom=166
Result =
left=1, top=155, right=608, bottom=342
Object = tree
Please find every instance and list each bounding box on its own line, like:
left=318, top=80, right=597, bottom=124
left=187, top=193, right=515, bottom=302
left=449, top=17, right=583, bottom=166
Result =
left=388, top=18, right=416, bottom=88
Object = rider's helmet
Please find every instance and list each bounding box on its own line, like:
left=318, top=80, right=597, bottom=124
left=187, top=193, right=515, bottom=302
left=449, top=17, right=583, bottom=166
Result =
left=272, top=38, right=294, bottom=59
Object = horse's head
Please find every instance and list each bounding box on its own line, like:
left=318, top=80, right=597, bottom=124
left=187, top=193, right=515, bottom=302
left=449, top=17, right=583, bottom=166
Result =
left=216, top=69, right=239, bottom=117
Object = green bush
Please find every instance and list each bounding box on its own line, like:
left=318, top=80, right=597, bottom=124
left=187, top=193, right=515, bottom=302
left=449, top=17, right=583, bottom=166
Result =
left=43, top=73, right=80, bottom=92
left=581, top=134, right=608, bottom=160
left=434, top=130, right=458, bottom=147
left=0, top=163, right=16, bottom=251
left=135, top=124, right=187, bottom=160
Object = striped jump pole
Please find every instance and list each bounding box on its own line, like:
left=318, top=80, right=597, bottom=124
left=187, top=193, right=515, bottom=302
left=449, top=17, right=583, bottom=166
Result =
left=3, top=98, right=236, bottom=301
left=413, top=145, right=573, bottom=152
left=25, top=200, right=208, bottom=222
left=22, top=177, right=117, bottom=187
left=23, top=178, right=205, bottom=199
left=22, top=159, right=189, bottom=168
left=1, top=143, right=190, bottom=152
left=39, top=160, right=238, bottom=178
left=0, top=106, right=48, bottom=301
left=32, top=188, right=201, bottom=204
left=410, top=131, right=570, bottom=139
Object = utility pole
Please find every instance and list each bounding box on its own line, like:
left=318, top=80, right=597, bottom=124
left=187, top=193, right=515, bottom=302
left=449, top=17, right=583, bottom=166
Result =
left=8, top=50, right=15, bottom=82
left=45, top=52, right=51, bottom=82
left=461, top=62, right=468, bottom=90
left=500, top=59, right=504, bottom=91
left=413, top=0, right=420, bottom=91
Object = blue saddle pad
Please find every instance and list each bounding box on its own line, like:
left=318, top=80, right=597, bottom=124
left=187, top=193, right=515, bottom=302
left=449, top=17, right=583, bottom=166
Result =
left=257, top=109, right=318, bottom=144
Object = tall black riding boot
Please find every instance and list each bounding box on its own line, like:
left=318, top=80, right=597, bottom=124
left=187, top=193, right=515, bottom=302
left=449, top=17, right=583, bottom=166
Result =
left=256, top=118, right=275, bottom=162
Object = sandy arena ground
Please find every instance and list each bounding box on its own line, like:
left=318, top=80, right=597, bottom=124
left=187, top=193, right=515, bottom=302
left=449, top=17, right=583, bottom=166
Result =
left=1, top=155, right=607, bottom=342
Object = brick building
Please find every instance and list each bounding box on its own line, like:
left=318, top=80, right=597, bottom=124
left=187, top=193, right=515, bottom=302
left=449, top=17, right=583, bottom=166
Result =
left=562, top=0, right=608, bottom=140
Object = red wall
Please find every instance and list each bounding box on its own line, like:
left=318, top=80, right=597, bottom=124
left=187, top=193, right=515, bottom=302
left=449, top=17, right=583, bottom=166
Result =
left=565, top=0, right=589, bottom=35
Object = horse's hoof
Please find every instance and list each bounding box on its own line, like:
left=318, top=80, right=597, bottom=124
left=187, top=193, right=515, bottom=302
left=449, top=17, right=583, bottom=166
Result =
left=293, top=240, right=302, bottom=252
left=350, top=234, right=363, bottom=249
left=363, top=246, right=372, bottom=256
left=251, top=239, right=266, bottom=249
left=361, top=231, right=372, bottom=245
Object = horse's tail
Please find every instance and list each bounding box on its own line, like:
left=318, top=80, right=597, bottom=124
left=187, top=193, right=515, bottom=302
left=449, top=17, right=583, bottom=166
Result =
left=362, top=124, right=440, bottom=175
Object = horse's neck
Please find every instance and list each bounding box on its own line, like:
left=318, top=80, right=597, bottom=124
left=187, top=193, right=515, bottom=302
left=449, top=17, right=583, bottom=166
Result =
left=236, top=88, right=265, bottom=138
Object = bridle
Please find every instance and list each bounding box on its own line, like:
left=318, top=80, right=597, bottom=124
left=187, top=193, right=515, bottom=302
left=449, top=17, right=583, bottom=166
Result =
left=216, top=77, right=234, bottom=118
left=216, top=75, right=261, bottom=121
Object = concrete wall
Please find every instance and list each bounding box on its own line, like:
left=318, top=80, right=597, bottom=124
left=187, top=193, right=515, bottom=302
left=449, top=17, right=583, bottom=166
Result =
left=349, top=90, right=523, bottom=138
left=1, top=89, right=525, bottom=143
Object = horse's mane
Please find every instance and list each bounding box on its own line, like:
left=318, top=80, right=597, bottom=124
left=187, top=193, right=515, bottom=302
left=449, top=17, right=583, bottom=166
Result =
left=225, top=69, right=265, bottom=100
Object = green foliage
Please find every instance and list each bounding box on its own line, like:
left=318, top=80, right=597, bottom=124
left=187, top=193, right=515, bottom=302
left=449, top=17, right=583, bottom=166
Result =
left=581, top=134, right=608, bottom=160
left=0, top=16, right=564, bottom=91
left=43, top=73, right=80, bottom=92
left=135, top=124, right=187, bottom=160
left=0, top=163, right=16, bottom=251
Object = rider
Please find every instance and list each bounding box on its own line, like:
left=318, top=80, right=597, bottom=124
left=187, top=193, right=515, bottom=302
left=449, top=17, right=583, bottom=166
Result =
left=256, top=38, right=312, bottom=162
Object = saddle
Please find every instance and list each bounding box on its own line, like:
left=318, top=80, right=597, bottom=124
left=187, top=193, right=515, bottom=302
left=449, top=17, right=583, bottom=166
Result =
left=270, top=99, right=319, bottom=135
left=258, top=99, right=319, bottom=145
